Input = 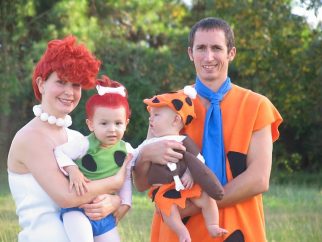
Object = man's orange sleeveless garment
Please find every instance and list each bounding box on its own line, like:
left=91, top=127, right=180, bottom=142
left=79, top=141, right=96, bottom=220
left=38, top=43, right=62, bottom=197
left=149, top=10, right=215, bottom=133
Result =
left=150, top=84, right=283, bottom=242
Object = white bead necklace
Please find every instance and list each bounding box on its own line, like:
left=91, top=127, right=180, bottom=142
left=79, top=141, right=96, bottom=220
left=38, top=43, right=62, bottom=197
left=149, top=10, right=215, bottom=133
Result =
left=32, top=104, right=72, bottom=128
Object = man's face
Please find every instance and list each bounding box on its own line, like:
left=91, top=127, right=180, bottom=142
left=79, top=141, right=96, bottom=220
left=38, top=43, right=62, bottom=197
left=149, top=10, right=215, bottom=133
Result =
left=188, top=28, right=236, bottom=84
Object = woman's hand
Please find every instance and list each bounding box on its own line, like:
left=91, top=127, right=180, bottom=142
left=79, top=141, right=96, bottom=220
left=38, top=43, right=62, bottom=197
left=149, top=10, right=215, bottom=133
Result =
left=79, top=194, right=121, bottom=221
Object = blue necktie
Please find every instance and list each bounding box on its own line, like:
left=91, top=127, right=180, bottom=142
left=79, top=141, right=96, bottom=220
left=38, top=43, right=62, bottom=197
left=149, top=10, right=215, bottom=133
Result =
left=195, top=77, right=232, bottom=185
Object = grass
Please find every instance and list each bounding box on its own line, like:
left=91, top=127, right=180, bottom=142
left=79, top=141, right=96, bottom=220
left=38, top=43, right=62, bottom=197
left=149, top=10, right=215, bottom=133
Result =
left=1, top=171, right=321, bottom=242
left=264, top=184, right=322, bottom=242
left=118, top=191, right=153, bottom=242
left=0, top=172, right=20, bottom=242
left=0, top=171, right=154, bottom=242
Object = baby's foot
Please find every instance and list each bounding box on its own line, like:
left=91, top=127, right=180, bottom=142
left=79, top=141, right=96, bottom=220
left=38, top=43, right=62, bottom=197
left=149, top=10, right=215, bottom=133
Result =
left=207, top=224, right=228, bottom=237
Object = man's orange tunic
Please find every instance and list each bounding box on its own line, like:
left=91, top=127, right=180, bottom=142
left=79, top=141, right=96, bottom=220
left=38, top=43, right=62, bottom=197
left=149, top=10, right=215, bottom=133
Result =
left=150, top=84, right=283, bottom=242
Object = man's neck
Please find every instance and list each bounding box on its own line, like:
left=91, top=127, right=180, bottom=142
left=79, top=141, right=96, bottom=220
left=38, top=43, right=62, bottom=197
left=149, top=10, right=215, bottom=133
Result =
left=199, top=77, right=227, bottom=92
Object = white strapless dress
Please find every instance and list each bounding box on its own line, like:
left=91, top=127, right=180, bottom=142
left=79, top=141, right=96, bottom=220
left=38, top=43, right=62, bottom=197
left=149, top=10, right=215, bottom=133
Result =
left=8, top=170, right=70, bottom=242
left=7, top=129, right=88, bottom=241
left=7, top=129, right=85, bottom=241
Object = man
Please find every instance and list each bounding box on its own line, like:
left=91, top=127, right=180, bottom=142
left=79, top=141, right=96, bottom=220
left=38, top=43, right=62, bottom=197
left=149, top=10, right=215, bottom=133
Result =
left=134, top=17, right=283, bottom=242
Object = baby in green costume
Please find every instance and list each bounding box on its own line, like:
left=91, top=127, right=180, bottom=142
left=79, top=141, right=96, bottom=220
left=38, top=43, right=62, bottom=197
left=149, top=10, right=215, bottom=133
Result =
left=54, top=75, right=133, bottom=242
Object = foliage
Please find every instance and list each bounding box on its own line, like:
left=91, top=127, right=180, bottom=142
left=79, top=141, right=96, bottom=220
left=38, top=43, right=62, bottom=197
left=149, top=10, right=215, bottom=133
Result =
left=189, top=0, right=322, bottom=172
left=0, top=0, right=321, bottom=170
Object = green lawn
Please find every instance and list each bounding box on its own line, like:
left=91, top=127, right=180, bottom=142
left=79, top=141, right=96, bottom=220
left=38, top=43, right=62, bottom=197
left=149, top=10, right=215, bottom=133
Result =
left=264, top=183, right=322, bottom=242
left=1, top=172, right=321, bottom=242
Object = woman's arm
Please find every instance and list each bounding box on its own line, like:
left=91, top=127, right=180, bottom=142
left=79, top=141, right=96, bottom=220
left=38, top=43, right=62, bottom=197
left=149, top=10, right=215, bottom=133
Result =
left=133, top=139, right=186, bottom=192
left=10, top=130, right=127, bottom=208
left=80, top=153, right=134, bottom=221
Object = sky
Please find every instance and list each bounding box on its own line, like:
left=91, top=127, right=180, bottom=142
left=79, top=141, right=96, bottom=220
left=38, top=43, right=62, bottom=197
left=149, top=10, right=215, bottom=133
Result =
left=181, top=0, right=321, bottom=28
left=291, top=2, right=322, bottom=28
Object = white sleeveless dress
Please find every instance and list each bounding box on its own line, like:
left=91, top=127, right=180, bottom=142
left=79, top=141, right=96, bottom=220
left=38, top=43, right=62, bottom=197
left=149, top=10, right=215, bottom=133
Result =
left=7, top=129, right=85, bottom=242
left=8, top=171, right=70, bottom=242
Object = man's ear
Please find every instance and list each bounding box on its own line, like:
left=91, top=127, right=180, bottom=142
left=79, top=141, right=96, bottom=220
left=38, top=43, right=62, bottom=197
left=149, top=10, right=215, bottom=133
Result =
left=86, top=119, right=94, bottom=132
left=188, top=47, right=194, bottom=62
left=228, top=47, right=236, bottom=62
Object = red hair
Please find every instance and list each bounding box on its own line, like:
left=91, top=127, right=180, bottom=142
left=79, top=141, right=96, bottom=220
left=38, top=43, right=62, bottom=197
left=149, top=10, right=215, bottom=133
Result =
left=32, top=35, right=101, bottom=101
left=85, top=75, right=131, bottom=120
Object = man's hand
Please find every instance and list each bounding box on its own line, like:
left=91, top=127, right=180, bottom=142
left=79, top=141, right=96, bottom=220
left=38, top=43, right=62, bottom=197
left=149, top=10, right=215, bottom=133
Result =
left=142, top=140, right=186, bottom=165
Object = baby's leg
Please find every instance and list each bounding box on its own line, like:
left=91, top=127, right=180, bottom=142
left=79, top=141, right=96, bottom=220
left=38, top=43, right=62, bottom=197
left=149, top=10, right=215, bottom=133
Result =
left=94, top=227, right=120, bottom=242
left=161, top=205, right=191, bottom=242
left=191, top=191, right=227, bottom=237
left=63, top=210, right=94, bottom=242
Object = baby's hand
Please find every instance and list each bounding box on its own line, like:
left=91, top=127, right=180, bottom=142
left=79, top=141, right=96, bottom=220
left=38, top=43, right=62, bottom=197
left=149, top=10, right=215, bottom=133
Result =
left=65, top=166, right=90, bottom=196
left=114, top=154, right=132, bottom=189
left=181, top=168, right=194, bottom=189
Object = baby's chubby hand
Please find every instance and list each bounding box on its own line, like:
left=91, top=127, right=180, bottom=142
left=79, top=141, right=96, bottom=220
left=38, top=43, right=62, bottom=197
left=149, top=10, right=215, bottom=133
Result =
left=65, top=165, right=90, bottom=196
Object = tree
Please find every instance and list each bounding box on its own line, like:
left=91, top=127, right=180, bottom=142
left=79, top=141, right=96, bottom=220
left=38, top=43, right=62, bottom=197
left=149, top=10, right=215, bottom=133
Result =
left=189, top=0, right=322, bottom=171
left=1, top=0, right=321, bottom=172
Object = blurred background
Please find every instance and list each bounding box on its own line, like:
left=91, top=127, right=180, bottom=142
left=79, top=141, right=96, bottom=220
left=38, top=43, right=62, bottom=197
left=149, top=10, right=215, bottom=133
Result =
left=1, top=0, right=321, bottom=178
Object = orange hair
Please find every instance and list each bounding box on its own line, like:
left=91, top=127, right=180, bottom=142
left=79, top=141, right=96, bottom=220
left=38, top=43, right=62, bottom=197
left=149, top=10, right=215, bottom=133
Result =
left=32, top=35, right=101, bottom=101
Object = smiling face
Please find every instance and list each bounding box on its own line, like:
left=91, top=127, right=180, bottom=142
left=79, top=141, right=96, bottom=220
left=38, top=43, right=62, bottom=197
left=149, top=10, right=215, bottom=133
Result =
left=86, top=106, right=128, bottom=148
left=37, top=72, right=81, bottom=118
left=188, top=29, right=236, bottom=88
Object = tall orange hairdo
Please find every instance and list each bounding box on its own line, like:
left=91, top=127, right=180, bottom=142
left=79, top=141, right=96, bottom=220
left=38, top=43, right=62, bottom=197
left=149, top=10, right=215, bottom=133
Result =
left=85, top=75, right=131, bottom=120
left=32, top=35, right=101, bottom=101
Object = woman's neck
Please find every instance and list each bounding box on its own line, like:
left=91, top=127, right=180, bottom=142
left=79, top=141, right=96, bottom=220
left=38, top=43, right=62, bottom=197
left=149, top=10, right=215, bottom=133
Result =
left=33, top=104, right=72, bottom=128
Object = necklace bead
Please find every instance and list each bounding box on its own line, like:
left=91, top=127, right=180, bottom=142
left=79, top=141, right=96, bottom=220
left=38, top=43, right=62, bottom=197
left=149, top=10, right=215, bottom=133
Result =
left=33, top=105, right=72, bottom=128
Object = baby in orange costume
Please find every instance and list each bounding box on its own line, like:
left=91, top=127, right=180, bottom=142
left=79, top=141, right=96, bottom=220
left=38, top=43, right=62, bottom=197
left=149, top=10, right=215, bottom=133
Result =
left=141, top=86, right=227, bottom=242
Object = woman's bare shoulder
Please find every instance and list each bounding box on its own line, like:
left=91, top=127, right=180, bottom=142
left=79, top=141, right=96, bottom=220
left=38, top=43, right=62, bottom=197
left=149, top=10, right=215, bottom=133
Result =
left=8, top=121, right=49, bottom=172
left=13, top=121, right=47, bottom=145
left=9, top=120, right=55, bottom=166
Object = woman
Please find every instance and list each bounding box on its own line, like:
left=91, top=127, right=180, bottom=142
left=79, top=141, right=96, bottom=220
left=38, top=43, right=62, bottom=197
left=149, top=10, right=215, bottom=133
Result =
left=7, top=35, right=127, bottom=242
